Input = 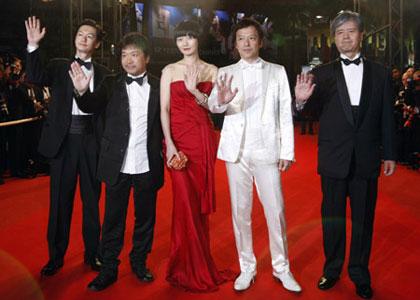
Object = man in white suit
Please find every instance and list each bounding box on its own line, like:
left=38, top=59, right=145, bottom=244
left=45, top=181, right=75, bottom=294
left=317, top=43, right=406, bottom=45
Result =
left=208, top=18, right=301, bottom=293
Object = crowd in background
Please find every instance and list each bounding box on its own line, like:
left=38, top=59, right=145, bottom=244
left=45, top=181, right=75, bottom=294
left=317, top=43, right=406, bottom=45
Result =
left=0, top=53, right=49, bottom=185
left=0, top=52, right=419, bottom=186
left=392, top=66, right=420, bottom=169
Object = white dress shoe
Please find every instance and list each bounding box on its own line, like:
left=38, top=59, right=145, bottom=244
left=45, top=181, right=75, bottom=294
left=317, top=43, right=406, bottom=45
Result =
left=273, top=271, right=302, bottom=292
left=234, top=271, right=256, bottom=291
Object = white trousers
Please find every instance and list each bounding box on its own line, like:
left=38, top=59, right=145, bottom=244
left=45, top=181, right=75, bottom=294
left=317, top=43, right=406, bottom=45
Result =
left=226, top=155, right=290, bottom=274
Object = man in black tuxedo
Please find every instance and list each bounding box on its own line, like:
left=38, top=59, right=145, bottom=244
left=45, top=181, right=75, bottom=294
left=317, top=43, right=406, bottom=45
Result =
left=295, top=11, right=396, bottom=299
left=70, top=32, right=163, bottom=291
left=25, top=16, right=110, bottom=276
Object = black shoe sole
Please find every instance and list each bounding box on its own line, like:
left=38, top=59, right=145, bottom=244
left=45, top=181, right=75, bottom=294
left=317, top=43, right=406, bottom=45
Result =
left=87, top=278, right=117, bottom=291
left=318, top=277, right=339, bottom=290
left=40, top=265, right=63, bottom=277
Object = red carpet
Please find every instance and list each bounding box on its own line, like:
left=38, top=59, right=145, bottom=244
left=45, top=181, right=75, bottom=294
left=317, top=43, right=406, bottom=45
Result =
left=1, top=130, right=419, bottom=300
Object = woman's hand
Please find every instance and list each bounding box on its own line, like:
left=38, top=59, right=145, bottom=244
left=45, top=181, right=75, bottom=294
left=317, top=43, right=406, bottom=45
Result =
left=184, top=65, right=200, bottom=94
left=165, top=142, right=179, bottom=168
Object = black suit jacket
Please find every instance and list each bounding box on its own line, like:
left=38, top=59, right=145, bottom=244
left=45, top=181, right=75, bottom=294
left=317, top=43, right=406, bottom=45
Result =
left=307, top=58, right=396, bottom=179
left=75, top=73, right=164, bottom=189
left=26, top=49, right=110, bottom=158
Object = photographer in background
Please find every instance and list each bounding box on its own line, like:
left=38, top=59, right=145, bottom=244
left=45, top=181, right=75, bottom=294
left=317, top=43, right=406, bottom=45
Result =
left=395, top=67, right=420, bottom=169
left=4, top=56, right=39, bottom=178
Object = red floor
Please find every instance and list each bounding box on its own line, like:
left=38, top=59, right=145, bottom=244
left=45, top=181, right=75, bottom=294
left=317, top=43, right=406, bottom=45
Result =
left=1, top=131, right=419, bottom=300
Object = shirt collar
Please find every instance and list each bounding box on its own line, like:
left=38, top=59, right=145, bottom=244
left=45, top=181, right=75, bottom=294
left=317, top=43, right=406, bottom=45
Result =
left=126, top=72, right=148, bottom=84
left=240, top=57, right=264, bottom=69
left=340, top=53, right=362, bottom=61
left=74, top=56, right=92, bottom=63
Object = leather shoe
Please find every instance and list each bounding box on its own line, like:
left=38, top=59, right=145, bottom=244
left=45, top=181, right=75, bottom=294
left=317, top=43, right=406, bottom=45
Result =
left=356, top=284, right=373, bottom=299
left=318, top=276, right=339, bottom=290
left=85, top=257, right=102, bottom=272
left=132, top=265, right=154, bottom=282
left=273, top=271, right=302, bottom=292
left=87, top=272, right=117, bottom=291
left=234, top=271, right=256, bottom=291
left=40, top=261, right=63, bottom=276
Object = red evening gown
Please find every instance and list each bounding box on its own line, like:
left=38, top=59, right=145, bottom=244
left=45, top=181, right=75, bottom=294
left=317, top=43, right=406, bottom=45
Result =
left=166, top=81, right=234, bottom=292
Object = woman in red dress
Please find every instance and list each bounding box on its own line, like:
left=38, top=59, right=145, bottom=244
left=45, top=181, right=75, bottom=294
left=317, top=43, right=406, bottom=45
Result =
left=160, top=21, right=233, bottom=292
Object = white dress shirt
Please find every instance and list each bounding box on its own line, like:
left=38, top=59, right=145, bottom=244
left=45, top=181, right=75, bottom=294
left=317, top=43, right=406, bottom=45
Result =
left=240, top=58, right=265, bottom=153
left=120, top=72, right=150, bottom=174
left=340, top=53, right=363, bottom=106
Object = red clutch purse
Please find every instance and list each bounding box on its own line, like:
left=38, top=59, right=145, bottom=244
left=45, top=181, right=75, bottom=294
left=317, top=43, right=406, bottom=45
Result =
left=169, top=151, right=188, bottom=170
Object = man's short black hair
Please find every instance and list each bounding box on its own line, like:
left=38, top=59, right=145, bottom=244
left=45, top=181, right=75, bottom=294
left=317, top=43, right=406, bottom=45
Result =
left=76, top=19, right=105, bottom=42
left=232, top=18, right=264, bottom=45
left=119, top=32, right=150, bottom=57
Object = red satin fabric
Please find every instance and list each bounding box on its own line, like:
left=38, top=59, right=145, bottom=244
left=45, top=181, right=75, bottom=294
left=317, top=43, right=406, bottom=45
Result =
left=166, top=81, right=234, bottom=292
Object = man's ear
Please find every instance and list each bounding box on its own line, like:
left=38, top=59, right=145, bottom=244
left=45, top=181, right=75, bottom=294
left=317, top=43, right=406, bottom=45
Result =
left=95, top=42, right=101, bottom=49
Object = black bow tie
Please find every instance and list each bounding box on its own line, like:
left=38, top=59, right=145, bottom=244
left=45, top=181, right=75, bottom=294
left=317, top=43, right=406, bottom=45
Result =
left=126, top=74, right=146, bottom=86
left=340, top=56, right=362, bottom=66
left=74, top=57, right=92, bottom=70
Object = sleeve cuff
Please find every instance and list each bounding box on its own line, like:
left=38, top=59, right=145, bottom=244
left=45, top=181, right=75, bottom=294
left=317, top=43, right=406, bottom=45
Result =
left=295, top=100, right=307, bottom=111
left=27, top=44, right=39, bottom=53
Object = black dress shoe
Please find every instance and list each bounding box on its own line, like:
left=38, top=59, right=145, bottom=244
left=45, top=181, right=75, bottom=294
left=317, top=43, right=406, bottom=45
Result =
left=132, top=266, right=154, bottom=282
left=318, top=276, right=339, bottom=290
left=85, top=257, right=102, bottom=272
left=40, top=261, right=63, bottom=276
left=356, top=284, right=373, bottom=299
left=87, top=272, right=117, bottom=291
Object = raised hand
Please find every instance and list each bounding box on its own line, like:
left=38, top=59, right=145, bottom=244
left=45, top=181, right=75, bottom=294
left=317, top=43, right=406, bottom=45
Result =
left=184, top=65, right=200, bottom=94
left=295, top=72, right=315, bottom=103
left=68, top=62, right=92, bottom=94
left=216, top=73, right=238, bottom=105
left=25, top=16, right=46, bottom=47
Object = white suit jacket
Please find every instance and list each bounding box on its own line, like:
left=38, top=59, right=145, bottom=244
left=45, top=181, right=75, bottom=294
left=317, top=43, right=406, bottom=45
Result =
left=208, top=59, right=294, bottom=164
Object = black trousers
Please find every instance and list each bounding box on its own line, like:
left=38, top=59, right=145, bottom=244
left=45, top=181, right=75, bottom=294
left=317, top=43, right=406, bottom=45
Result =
left=47, top=133, right=101, bottom=264
left=0, top=127, right=6, bottom=177
left=101, top=172, right=157, bottom=274
left=7, top=124, right=26, bottom=175
left=321, top=173, right=378, bottom=285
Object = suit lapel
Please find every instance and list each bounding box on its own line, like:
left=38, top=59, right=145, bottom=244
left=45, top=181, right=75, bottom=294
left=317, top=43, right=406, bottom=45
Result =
left=357, top=59, right=372, bottom=128
left=333, top=60, right=354, bottom=127
left=93, top=62, right=102, bottom=88
left=260, top=60, right=271, bottom=119
left=117, top=74, right=130, bottom=114
left=147, top=78, right=159, bottom=136
left=66, top=61, right=74, bottom=112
